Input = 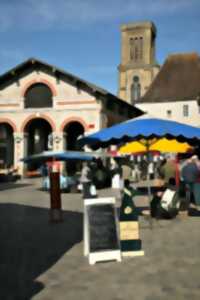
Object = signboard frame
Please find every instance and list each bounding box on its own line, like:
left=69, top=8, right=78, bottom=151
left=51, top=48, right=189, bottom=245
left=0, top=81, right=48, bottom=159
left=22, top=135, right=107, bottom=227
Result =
left=84, top=197, right=121, bottom=265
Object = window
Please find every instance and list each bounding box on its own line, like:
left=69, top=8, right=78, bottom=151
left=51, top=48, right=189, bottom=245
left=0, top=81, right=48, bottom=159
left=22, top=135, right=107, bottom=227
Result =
left=130, top=36, right=143, bottom=62
left=139, top=37, right=143, bottom=60
left=134, top=38, right=139, bottom=61
left=167, top=110, right=172, bottom=118
left=130, top=38, right=134, bottom=60
left=183, top=105, right=189, bottom=117
left=24, top=83, right=53, bottom=108
left=131, top=76, right=141, bottom=103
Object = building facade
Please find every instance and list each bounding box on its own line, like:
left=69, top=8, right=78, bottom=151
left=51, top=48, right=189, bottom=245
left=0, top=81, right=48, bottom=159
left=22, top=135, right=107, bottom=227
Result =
left=136, top=53, right=200, bottom=127
left=118, top=21, right=200, bottom=128
left=0, top=58, right=143, bottom=175
left=118, top=21, right=160, bottom=104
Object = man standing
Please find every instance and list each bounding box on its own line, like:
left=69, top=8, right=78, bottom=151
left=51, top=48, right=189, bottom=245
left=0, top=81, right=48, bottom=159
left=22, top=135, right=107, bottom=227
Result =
left=80, top=162, right=92, bottom=199
left=160, top=156, right=176, bottom=185
left=182, top=156, right=200, bottom=211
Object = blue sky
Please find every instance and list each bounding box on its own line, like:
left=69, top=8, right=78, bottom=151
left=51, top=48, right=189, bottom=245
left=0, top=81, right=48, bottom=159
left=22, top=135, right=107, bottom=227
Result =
left=0, top=0, right=200, bottom=94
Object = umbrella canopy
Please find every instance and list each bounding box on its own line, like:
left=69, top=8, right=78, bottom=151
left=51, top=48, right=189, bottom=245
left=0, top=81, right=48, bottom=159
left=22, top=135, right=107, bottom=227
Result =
left=79, top=115, right=200, bottom=149
left=21, top=150, right=94, bottom=164
left=119, top=138, right=193, bottom=154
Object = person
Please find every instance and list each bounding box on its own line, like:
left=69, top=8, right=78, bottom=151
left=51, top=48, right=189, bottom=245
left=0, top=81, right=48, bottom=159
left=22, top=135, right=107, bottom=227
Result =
left=94, top=159, right=107, bottom=189
left=40, top=163, right=48, bottom=177
left=80, top=162, right=93, bottom=199
left=131, top=163, right=141, bottom=182
left=111, top=159, right=122, bottom=189
left=121, top=163, right=132, bottom=181
left=150, top=177, right=181, bottom=219
left=140, top=157, right=148, bottom=180
left=147, top=161, right=154, bottom=180
left=160, top=156, right=176, bottom=185
left=181, top=155, right=200, bottom=211
left=120, top=179, right=138, bottom=221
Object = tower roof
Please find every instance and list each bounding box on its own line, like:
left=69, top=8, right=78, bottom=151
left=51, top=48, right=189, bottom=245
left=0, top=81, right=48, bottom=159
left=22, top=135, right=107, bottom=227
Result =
left=121, top=21, right=156, bottom=35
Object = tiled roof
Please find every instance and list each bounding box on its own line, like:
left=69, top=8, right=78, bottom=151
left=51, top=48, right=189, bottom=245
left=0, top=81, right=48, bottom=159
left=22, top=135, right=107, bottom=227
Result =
left=0, top=57, right=143, bottom=116
left=139, top=52, right=200, bottom=103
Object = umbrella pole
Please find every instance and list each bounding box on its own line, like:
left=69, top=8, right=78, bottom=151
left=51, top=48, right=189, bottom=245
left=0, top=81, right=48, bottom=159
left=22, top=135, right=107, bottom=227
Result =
left=175, top=154, right=180, bottom=187
left=146, top=142, right=152, bottom=203
left=145, top=142, right=153, bottom=228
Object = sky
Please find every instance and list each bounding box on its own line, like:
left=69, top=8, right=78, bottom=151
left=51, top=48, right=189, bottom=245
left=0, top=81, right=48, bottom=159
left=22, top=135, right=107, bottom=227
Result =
left=0, top=0, right=200, bottom=95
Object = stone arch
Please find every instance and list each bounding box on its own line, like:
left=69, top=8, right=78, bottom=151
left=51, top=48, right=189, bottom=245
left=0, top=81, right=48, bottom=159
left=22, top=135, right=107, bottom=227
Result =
left=0, top=122, right=14, bottom=168
left=60, top=117, right=88, bottom=132
left=21, top=79, right=57, bottom=97
left=0, top=118, right=17, bottom=132
left=21, top=114, right=56, bottom=132
left=131, top=75, right=141, bottom=103
left=62, top=118, right=86, bottom=175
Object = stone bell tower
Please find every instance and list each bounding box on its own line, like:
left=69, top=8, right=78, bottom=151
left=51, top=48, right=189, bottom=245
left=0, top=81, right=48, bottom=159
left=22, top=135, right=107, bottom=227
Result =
left=118, top=21, right=160, bottom=104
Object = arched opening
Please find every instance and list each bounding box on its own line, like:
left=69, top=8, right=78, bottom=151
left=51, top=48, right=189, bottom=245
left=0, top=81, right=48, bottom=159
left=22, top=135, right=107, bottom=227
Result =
left=131, top=75, right=141, bottom=104
left=64, top=121, right=84, bottom=175
left=0, top=123, right=14, bottom=169
left=24, top=118, right=52, bottom=171
left=130, top=36, right=143, bottom=62
left=24, top=83, right=53, bottom=108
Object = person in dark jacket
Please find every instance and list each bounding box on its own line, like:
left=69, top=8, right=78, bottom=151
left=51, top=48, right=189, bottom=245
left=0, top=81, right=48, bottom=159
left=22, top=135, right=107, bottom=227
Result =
left=120, top=179, right=138, bottom=221
left=181, top=156, right=200, bottom=210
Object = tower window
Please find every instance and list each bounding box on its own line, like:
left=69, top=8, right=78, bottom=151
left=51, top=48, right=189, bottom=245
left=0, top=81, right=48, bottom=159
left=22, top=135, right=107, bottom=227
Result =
left=131, top=76, right=141, bottom=103
left=133, top=76, right=139, bottom=83
left=139, top=37, right=143, bottom=60
left=130, top=36, right=143, bottom=62
left=183, top=105, right=189, bottom=117
left=130, top=38, right=134, bottom=60
left=167, top=110, right=172, bottom=118
left=134, top=38, right=139, bottom=61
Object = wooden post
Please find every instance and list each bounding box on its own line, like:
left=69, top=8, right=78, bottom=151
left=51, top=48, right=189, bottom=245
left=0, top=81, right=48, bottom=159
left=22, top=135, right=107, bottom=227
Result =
left=49, top=169, right=62, bottom=223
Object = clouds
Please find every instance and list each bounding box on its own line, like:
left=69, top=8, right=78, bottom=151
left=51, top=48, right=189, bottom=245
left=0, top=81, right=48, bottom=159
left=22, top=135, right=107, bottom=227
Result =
left=0, top=0, right=199, bottom=32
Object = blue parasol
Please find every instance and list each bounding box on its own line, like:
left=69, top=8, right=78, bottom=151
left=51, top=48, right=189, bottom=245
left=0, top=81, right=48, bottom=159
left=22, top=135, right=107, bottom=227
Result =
left=79, top=115, right=200, bottom=149
left=21, top=150, right=94, bottom=163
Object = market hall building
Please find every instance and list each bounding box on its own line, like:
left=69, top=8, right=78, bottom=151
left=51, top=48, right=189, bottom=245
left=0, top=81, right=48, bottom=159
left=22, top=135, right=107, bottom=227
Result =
left=0, top=58, right=143, bottom=176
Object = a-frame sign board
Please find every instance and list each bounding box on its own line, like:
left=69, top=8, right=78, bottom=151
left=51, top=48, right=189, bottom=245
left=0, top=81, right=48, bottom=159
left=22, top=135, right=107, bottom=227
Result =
left=84, top=197, right=121, bottom=265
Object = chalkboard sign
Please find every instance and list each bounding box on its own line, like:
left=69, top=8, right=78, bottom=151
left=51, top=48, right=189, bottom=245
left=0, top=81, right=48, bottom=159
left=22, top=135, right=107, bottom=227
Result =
left=88, top=204, right=119, bottom=252
left=84, top=198, right=121, bottom=265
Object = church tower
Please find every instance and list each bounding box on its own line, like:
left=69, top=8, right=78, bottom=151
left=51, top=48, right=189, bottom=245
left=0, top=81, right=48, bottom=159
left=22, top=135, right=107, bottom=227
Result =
left=118, top=21, right=160, bottom=104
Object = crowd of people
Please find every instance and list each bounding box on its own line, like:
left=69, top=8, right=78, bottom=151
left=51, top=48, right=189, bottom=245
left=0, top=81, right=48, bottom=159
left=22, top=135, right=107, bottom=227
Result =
left=79, top=154, right=200, bottom=219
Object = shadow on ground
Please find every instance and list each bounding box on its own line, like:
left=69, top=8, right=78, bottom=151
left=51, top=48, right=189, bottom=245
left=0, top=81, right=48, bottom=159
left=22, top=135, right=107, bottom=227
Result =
left=0, top=203, right=83, bottom=300
left=0, top=183, right=33, bottom=191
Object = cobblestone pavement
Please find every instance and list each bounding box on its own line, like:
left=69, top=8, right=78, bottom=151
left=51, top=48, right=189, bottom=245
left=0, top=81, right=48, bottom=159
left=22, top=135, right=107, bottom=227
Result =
left=1, top=178, right=200, bottom=300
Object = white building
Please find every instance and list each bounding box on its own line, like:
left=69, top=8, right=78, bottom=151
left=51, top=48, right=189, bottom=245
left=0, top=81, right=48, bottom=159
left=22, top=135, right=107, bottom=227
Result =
left=136, top=52, right=200, bottom=127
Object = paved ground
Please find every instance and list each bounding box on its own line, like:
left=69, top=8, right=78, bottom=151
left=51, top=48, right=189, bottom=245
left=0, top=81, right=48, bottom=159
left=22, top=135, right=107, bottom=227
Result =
left=1, top=178, right=200, bottom=300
